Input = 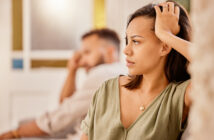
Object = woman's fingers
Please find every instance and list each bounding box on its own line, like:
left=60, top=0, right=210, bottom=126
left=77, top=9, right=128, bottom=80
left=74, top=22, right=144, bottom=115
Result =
left=168, top=2, right=174, bottom=13
left=162, top=3, right=169, bottom=13
left=158, top=2, right=179, bottom=15
left=175, top=6, right=180, bottom=18
left=154, top=6, right=161, bottom=15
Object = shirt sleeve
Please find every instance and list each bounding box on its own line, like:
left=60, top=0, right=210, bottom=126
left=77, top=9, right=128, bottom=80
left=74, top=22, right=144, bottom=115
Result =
left=36, top=88, right=95, bottom=135
left=80, top=82, right=106, bottom=136
left=35, top=64, right=122, bottom=135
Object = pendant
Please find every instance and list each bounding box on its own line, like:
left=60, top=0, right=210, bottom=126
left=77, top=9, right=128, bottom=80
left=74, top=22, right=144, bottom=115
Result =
left=139, top=106, right=145, bottom=111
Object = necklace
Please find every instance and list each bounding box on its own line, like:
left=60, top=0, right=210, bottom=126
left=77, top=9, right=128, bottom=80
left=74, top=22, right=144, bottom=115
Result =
left=137, top=83, right=169, bottom=112
left=139, top=105, right=145, bottom=111
left=137, top=93, right=146, bottom=111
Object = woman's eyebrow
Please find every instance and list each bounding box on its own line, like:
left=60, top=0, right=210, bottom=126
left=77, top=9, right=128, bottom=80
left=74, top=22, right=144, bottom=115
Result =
left=131, top=35, right=144, bottom=38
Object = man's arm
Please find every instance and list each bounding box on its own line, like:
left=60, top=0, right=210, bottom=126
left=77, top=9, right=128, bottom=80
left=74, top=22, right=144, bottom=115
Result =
left=0, top=120, right=47, bottom=140
left=80, top=133, right=88, bottom=140
left=16, top=120, right=47, bottom=137
left=59, top=70, right=77, bottom=103
left=59, top=52, right=82, bottom=103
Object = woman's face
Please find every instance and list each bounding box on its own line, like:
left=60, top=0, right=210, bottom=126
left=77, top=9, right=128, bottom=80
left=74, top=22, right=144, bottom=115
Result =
left=124, top=16, right=164, bottom=75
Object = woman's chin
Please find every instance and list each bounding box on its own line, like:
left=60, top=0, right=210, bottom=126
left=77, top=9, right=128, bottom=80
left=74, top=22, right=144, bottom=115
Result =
left=128, top=70, right=140, bottom=76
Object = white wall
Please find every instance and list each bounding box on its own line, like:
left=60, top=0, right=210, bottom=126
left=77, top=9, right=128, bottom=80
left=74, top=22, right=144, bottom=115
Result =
left=0, top=0, right=167, bottom=133
left=0, top=0, right=91, bottom=132
left=0, top=0, right=11, bottom=133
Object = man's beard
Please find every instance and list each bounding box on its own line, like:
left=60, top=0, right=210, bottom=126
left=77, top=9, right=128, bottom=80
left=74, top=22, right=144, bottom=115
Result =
left=94, top=55, right=105, bottom=67
left=85, top=55, right=105, bottom=72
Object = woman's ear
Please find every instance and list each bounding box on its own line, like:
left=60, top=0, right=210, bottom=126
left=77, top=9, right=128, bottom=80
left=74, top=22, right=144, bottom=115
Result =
left=160, top=43, right=172, bottom=56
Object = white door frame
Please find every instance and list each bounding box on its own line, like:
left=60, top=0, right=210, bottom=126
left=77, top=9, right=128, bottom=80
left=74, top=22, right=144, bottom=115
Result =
left=0, top=0, right=12, bottom=133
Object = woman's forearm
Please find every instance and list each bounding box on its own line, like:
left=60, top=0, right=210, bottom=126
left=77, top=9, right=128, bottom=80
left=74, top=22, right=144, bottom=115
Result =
left=158, top=31, right=192, bottom=62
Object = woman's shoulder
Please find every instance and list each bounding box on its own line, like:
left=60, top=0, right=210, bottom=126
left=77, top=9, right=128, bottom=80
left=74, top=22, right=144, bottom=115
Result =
left=91, top=76, right=120, bottom=109
left=104, top=76, right=119, bottom=86
left=171, top=79, right=190, bottom=90
left=168, top=79, right=190, bottom=100
left=101, top=75, right=130, bottom=88
left=95, top=76, right=120, bottom=97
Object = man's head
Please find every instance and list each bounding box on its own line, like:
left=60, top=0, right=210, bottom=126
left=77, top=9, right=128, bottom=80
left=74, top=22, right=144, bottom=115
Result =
left=79, top=28, right=120, bottom=71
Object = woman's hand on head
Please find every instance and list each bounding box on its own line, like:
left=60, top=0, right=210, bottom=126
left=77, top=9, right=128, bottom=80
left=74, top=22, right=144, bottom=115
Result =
left=154, top=2, right=180, bottom=40
left=154, top=2, right=192, bottom=62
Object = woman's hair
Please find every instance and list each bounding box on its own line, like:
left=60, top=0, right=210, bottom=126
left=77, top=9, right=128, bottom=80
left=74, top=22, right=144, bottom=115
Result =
left=124, top=1, right=191, bottom=89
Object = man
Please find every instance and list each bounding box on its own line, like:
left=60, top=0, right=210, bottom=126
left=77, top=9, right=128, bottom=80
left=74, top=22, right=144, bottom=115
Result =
left=0, top=28, right=127, bottom=139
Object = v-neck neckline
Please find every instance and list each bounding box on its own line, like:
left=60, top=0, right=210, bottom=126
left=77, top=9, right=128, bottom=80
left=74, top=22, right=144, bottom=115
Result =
left=116, top=76, right=172, bottom=131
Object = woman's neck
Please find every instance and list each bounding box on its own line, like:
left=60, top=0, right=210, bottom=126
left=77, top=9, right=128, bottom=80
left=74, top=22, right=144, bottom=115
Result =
left=138, top=70, right=169, bottom=95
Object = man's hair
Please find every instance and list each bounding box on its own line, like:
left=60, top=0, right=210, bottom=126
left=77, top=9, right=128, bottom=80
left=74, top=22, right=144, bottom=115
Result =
left=81, top=28, right=120, bottom=52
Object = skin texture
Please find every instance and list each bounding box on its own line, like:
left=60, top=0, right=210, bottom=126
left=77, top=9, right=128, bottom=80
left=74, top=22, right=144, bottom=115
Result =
left=0, top=34, right=118, bottom=140
left=124, top=16, right=168, bottom=76
left=81, top=2, right=192, bottom=140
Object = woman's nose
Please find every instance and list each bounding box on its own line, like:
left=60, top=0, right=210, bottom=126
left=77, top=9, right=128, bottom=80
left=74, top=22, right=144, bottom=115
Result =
left=123, top=44, right=132, bottom=56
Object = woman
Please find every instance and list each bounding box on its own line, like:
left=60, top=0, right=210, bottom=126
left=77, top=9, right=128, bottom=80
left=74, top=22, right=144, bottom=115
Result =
left=81, top=1, right=192, bottom=140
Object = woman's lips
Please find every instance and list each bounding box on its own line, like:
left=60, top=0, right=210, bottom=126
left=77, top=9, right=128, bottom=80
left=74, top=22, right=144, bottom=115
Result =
left=126, top=59, right=135, bottom=67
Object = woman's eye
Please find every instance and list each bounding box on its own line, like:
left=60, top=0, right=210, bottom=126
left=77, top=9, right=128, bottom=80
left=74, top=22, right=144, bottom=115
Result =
left=132, top=40, right=139, bottom=45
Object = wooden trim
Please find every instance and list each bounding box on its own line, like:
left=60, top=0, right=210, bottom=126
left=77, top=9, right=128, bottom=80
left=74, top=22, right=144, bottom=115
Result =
left=93, top=0, right=106, bottom=28
left=31, top=59, right=68, bottom=68
left=12, top=0, right=23, bottom=51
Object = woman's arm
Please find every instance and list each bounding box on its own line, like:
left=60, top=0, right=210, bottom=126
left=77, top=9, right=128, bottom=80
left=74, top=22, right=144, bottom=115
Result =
left=154, top=2, right=192, bottom=110
left=80, top=133, right=88, bottom=140
left=156, top=30, right=192, bottom=62
left=154, top=2, right=192, bottom=62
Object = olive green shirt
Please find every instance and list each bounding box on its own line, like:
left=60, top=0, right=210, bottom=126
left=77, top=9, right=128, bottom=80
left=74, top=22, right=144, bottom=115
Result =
left=81, top=77, right=189, bottom=140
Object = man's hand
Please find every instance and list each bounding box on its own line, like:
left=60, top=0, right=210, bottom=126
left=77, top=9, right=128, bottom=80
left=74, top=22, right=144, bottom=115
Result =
left=154, top=2, right=180, bottom=39
left=67, top=51, right=82, bottom=73
left=0, top=121, right=47, bottom=140
left=59, top=51, right=83, bottom=103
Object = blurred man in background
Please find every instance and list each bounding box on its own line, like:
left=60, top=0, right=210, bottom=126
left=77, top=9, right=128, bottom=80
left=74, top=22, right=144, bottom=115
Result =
left=0, top=28, right=127, bottom=140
